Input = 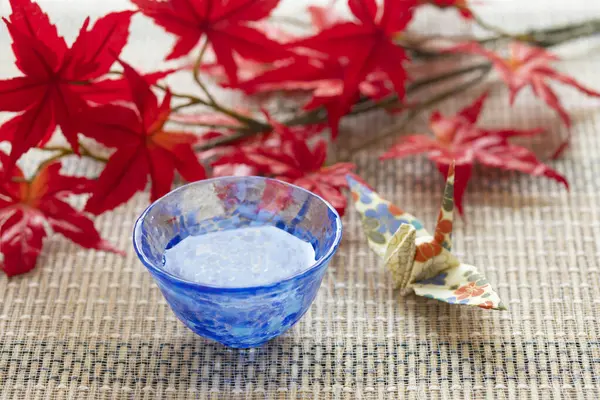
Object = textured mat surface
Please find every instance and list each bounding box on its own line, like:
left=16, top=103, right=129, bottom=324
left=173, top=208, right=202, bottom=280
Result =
left=1, top=1, right=600, bottom=398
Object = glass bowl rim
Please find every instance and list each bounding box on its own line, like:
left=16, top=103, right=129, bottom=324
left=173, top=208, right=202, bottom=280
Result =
left=132, top=176, right=343, bottom=293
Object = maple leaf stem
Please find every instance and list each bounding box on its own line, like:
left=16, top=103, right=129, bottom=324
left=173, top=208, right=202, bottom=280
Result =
left=409, top=62, right=492, bottom=92
left=284, top=108, right=328, bottom=128
left=471, top=13, right=516, bottom=40
left=190, top=40, right=270, bottom=131
left=170, top=98, right=205, bottom=113
left=194, top=63, right=495, bottom=151
left=155, top=84, right=268, bottom=131
left=167, top=119, right=244, bottom=130
left=154, top=83, right=209, bottom=106
left=190, top=15, right=599, bottom=154
left=534, top=18, right=600, bottom=47
left=36, top=144, right=109, bottom=176
left=193, top=40, right=218, bottom=106
left=78, top=142, right=107, bottom=163
left=195, top=130, right=258, bottom=151
left=11, top=177, right=28, bottom=184
left=207, top=104, right=270, bottom=131
left=344, top=62, right=494, bottom=116
left=472, top=14, right=600, bottom=47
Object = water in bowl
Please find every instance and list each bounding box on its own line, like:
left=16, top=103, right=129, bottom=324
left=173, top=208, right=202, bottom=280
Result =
left=162, top=225, right=317, bottom=287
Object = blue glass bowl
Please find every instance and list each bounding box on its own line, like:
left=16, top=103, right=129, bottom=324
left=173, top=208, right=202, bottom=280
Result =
left=132, top=176, right=342, bottom=348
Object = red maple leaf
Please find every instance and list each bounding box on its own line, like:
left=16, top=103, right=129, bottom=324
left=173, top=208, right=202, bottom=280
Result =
left=447, top=42, right=600, bottom=157
left=195, top=4, right=339, bottom=87
left=236, top=56, right=392, bottom=99
left=78, top=60, right=206, bottom=215
left=212, top=113, right=355, bottom=215
left=132, top=0, right=288, bottom=84
left=289, top=163, right=356, bottom=216
left=0, top=0, right=134, bottom=160
left=181, top=18, right=297, bottom=85
left=234, top=54, right=393, bottom=137
left=78, top=69, right=177, bottom=105
left=420, top=0, right=474, bottom=19
left=448, top=42, right=600, bottom=127
left=284, top=0, right=415, bottom=135
left=380, top=92, right=568, bottom=214
left=290, top=0, right=415, bottom=106
left=0, top=155, right=122, bottom=276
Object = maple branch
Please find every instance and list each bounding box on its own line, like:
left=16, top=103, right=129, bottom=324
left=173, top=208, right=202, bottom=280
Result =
left=11, top=177, right=28, bottom=183
left=168, top=119, right=243, bottom=130
left=78, top=142, right=106, bottom=162
left=471, top=13, right=515, bottom=40
left=532, top=18, right=600, bottom=47
left=345, top=64, right=493, bottom=156
left=110, top=68, right=211, bottom=112
left=280, top=63, right=492, bottom=128
left=193, top=40, right=218, bottom=105
left=407, top=16, right=600, bottom=56
left=345, top=62, right=493, bottom=116
left=194, top=62, right=495, bottom=151
left=207, top=105, right=270, bottom=131
left=170, top=98, right=205, bottom=113
left=190, top=41, right=270, bottom=131
left=154, top=83, right=209, bottom=105
left=192, top=17, right=600, bottom=152
left=472, top=14, right=600, bottom=47
left=195, top=130, right=259, bottom=151
left=37, top=144, right=108, bottom=175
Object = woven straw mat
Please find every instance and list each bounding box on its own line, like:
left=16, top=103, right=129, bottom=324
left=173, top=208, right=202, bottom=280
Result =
left=1, top=0, right=600, bottom=399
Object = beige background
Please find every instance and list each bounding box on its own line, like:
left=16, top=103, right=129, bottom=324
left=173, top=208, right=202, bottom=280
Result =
left=1, top=0, right=600, bottom=398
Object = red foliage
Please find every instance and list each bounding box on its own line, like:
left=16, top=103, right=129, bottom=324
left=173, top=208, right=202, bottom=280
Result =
left=0, top=156, right=121, bottom=276
left=0, top=0, right=134, bottom=161
left=234, top=56, right=392, bottom=137
left=212, top=113, right=355, bottom=215
left=448, top=42, right=600, bottom=127
left=132, top=0, right=289, bottom=84
left=79, top=60, right=206, bottom=215
left=286, top=0, right=416, bottom=134
left=447, top=41, right=600, bottom=157
left=0, top=0, right=594, bottom=275
left=380, top=93, right=568, bottom=213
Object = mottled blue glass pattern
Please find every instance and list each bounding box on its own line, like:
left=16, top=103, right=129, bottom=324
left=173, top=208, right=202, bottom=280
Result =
left=132, top=177, right=342, bottom=348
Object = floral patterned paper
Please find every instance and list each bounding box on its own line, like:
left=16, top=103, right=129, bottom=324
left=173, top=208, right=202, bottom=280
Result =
left=347, top=164, right=506, bottom=310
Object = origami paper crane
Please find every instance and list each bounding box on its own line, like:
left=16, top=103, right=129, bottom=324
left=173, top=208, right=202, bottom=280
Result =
left=347, top=164, right=506, bottom=310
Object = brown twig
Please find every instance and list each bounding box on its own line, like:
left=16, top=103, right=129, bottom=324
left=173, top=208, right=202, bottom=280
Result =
left=344, top=64, right=493, bottom=157
left=185, top=16, right=600, bottom=152
left=193, top=40, right=217, bottom=105
left=189, top=41, right=270, bottom=131
left=36, top=144, right=108, bottom=176
left=194, top=62, right=494, bottom=151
